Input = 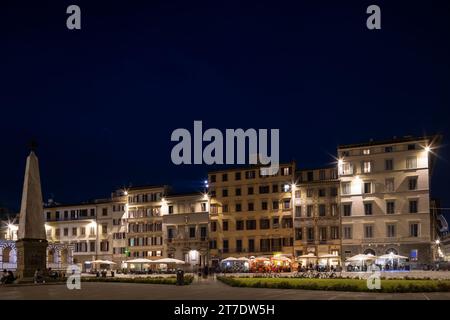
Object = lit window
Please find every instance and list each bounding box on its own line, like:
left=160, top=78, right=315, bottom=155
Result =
left=363, top=161, right=372, bottom=173
left=363, top=149, right=370, bottom=155
left=385, top=178, right=395, bottom=192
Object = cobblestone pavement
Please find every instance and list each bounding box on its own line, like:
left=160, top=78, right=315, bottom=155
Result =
left=1, top=276, right=450, bottom=300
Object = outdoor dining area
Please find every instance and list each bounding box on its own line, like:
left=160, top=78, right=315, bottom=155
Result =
left=344, top=253, right=410, bottom=272
left=219, top=254, right=295, bottom=273
left=122, top=258, right=186, bottom=274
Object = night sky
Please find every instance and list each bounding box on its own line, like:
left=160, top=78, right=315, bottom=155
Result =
left=1, top=1, right=449, bottom=217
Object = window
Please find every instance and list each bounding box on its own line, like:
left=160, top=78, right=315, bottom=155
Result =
left=386, top=201, right=395, bottom=214
left=248, top=187, right=254, bottom=195
left=330, top=226, right=339, bottom=239
left=319, top=170, right=326, bottom=180
left=282, top=167, right=292, bottom=176
left=222, top=240, right=229, bottom=253
left=260, top=219, right=270, bottom=229
left=307, top=227, right=314, bottom=241
left=364, top=203, right=373, bottom=215
left=90, top=241, right=95, bottom=252
left=222, top=189, right=228, bottom=197
left=235, top=188, right=241, bottom=196
left=209, top=240, right=217, bottom=249
left=201, top=203, right=207, bottom=212
left=248, top=239, right=255, bottom=252
left=55, top=228, right=60, bottom=237
left=283, top=199, right=291, bottom=209
left=330, top=187, right=338, bottom=197
left=409, top=223, right=419, bottom=237
left=246, top=220, right=256, bottom=230
left=222, top=221, right=229, bottom=231
left=408, top=144, right=416, bottom=150
left=247, top=202, right=254, bottom=211
left=318, top=189, right=326, bottom=197
left=259, top=186, right=270, bottom=194
left=102, top=208, right=108, bottom=216
left=307, top=189, right=314, bottom=197
left=319, top=204, right=326, bottom=217
left=385, top=178, right=395, bottom=192
left=236, top=240, right=243, bottom=253
left=385, top=146, right=393, bottom=153
left=261, top=201, right=268, bottom=210
left=364, top=182, right=372, bottom=194
left=245, top=170, right=255, bottom=179
left=319, top=227, right=327, bottom=241
left=210, top=175, right=216, bottom=183
left=222, top=173, right=228, bottom=182
left=342, top=182, right=351, bottom=195
left=272, top=217, right=279, bottom=228
left=63, top=228, right=69, bottom=236
left=81, top=227, right=86, bottom=236
left=364, top=225, right=374, bottom=238
left=307, top=205, right=314, bottom=217
left=409, top=200, right=418, bottom=213
left=236, top=220, right=244, bottom=231
left=72, top=228, right=77, bottom=236
left=102, top=224, right=108, bottom=234
left=406, top=157, right=417, bottom=169
left=46, top=212, right=51, bottom=220
left=363, top=149, right=371, bottom=155
left=295, top=190, right=301, bottom=198
left=272, top=201, right=279, bottom=210
left=260, top=239, right=270, bottom=252
left=385, top=159, right=394, bottom=170
left=341, top=163, right=353, bottom=175
left=307, top=171, right=314, bottom=181
left=235, top=203, right=242, bottom=212
left=343, top=226, right=352, bottom=239
left=168, top=205, right=174, bottom=214
left=295, top=206, right=302, bottom=218
left=189, top=227, right=196, bottom=238
left=387, top=224, right=396, bottom=238
left=211, top=221, right=217, bottom=232
left=331, top=204, right=338, bottom=216
left=222, top=204, right=228, bottom=213
left=272, top=184, right=279, bottom=193
left=295, top=228, right=303, bottom=240
left=408, top=177, right=418, bottom=190
left=235, top=172, right=241, bottom=180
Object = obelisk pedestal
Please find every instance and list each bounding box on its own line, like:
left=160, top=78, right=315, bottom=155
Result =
left=16, top=150, right=48, bottom=281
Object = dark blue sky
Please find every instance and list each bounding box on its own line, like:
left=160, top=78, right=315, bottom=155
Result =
left=1, top=1, right=449, bottom=216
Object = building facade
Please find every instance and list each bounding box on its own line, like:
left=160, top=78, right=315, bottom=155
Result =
left=207, top=163, right=296, bottom=267
left=294, top=167, right=341, bottom=266
left=0, top=135, right=444, bottom=270
left=338, top=136, right=440, bottom=267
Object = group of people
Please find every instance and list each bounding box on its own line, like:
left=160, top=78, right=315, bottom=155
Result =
left=297, top=263, right=341, bottom=273
left=1, top=269, right=16, bottom=284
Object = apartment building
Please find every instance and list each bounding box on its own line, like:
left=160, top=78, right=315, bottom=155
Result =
left=207, top=163, right=296, bottom=266
left=294, top=167, right=341, bottom=264
left=125, top=185, right=167, bottom=259
left=163, top=193, right=210, bottom=269
left=338, top=135, right=441, bottom=267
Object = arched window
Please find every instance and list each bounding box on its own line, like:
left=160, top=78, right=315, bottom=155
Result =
left=2, top=247, right=11, bottom=263
left=364, top=248, right=376, bottom=256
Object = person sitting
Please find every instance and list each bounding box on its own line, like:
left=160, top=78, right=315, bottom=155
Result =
left=4, top=271, right=16, bottom=284
left=1, top=269, right=8, bottom=284
left=34, top=269, right=44, bottom=284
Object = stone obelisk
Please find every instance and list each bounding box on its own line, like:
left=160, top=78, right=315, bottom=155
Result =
left=16, top=148, right=48, bottom=280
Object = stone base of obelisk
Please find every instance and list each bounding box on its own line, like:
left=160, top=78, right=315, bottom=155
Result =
left=16, top=239, right=48, bottom=282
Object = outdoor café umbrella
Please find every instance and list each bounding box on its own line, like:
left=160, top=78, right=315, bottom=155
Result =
left=346, top=254, right=377, bottom=262
left=237, top=257, right=250, bottom=262
left=378, top=254, right=408, bottom=260
left=91, top=259, right=116, bottom=265
left=152, top=258, right=185, bottom=265
left=222, top=257, right=238, bottom=262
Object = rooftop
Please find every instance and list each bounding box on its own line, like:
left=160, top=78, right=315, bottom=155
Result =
left=338, top=134, right=442, bottom=149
